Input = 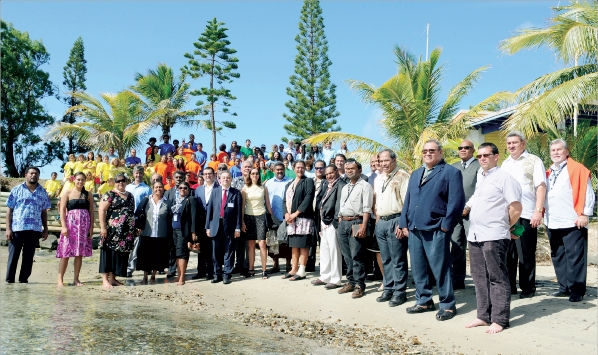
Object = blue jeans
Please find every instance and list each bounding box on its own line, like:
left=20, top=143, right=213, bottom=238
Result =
left=409, top=228, right=455, bottom=309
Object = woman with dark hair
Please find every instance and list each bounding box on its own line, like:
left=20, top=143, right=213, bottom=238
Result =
left=135, top=181, right=172, bottom=285
left=296, top=144, right=310, bottom=161
left=57, top=172, right=94, bottom=286
left=83, top=151, right=96, bottom=175
left=285, top=153, right=295, bottom=164
left=282, top=160, right=315, bottom=281
left=310, top=145, right=323, bottom=161
left=258, top=160, right=274, bottom=181
left=98, top=172, right=135, bottom=289
left=171, top=181, right=197, bottom=286
left=242, top=168, right=275, bottom=279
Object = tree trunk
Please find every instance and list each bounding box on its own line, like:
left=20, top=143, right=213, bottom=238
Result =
left=210, top=56, right=217, bottom=157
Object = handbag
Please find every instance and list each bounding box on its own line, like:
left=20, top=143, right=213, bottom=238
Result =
left=276, top=220, right=288, bottom=244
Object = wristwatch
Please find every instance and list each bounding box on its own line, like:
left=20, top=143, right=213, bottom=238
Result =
left=535, top=208, right=543, bottom=212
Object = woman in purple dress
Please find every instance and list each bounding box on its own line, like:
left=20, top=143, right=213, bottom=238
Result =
left=57, top=172, right=94, bottom=286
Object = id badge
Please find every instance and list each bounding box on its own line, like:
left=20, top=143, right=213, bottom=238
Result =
left=173, top=214, right=178, bottom=222
left=340, top=205, right=345, bottom=214
left=227, top=202, right=234, bottom=208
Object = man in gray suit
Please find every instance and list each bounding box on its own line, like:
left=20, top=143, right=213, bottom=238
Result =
left=451, top=140, right=480, bottom=289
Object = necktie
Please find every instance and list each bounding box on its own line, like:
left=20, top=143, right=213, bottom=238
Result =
left=220, top=189, right=227, bottom=217
left=422, top=168, right=433, bottom=183
left=462, top=161, right=466, bottom=169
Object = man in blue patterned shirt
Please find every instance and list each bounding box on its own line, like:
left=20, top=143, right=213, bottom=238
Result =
left=5, top=167, right=50, bottom=283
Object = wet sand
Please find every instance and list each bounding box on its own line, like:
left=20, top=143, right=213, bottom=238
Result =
left=1, top=246, right=596, bottom=354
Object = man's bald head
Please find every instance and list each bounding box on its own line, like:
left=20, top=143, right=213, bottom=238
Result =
left=458, top=139, right=475, bottom=161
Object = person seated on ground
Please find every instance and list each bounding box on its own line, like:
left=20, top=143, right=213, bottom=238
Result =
left=44, top=172, right=62, bottom=199
left=98, top=178, right=115, bottom=196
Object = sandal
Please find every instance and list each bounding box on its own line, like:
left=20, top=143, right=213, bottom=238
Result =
left=289, top=275, right=305, bottom=281
left=406, top=301, right=436, bottom=314
left=282, top=273, right=295, bottom=279
left=436, top=308, right=457, bottom=321
left=244, top=271, right=255, bottom=278
left=261, top=271, right=268, bottom=279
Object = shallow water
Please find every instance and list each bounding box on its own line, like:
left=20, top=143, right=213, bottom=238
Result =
left=0, top=283, right=346, bottom=355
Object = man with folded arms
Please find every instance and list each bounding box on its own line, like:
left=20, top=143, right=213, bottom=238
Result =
left=374, top=149, right=411, bottom=307
left=336, top=159, right=373, bottom=299
left=465, top=143, right=522, bottom=334
left=312, top=165, right=346, bottom=289
left=544, top=139, right=595, bottom=302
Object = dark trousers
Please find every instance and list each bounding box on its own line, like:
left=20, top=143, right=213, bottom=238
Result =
left=337, top=220, right=367, bottom=289
left=6, top=230, right=40, bottom=283
left=507, top=218, right=537, bottom=294
left=234, top=236, right=248, bottom=271
left=450, top=217, right=469, bottom=284
left=306, top=231, right=318, bottom=271
left=167, top=232, right=177, bottom=275
left=212, top=220, right=236, bottom=277
left=548, top=227, right=588, bottom=297
left=196, top=233, right=213, bottom=278
left=409, top=228, right=455, bottom=309
left=376, top=217, right=408, bottom=297
left=469, top=239, right=511, bottom=328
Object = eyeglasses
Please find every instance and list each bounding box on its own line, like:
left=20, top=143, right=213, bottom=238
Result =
left=178, top=187, right=189, bottom=190
left=476, top=153, right=495, bottom=159
left=115, top=179, right=126, bottom=183
left=422, top=149, right=437, bottom=154
left=458, top=146, right=472, bottom=150
left=314, top=167, right=325, bottom=170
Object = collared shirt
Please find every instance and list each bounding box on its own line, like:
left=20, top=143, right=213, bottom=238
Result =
left=149, top=196, right=165, bottom=238
left=6, top=183, right=51, bottom=232
left=322, top=148, right=336, bottom=164
left=338, top=179, right=373, bottom=217
left=461, top=156, right=475, bottom=169
left=374, top=167, right=410, bottom=217
left=468, top=167, right=522, bottom=242
left=204, top=182, right=216, bottom=204
left=230, top=166, right=242, bottom=179
left=501, top=150, right=546, bottom=219
left=545, top=160, right=595, bottom=229
left=231, top=176, right=246, bottom=190
left=125, top=181, right=152, bottom=213
left=125, top=156, right=142, bottom=167
left=313, top=178, right=325, bottom=210
left=195, top=150, right=207, bottom=166
left=265, top=176, right=291, bottom=221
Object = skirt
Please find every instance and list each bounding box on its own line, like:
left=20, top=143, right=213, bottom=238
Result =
left=244, top=214, right=267, bottom=241
left=98, top=245, right=129, bottom=277
left=56, top=209, right=92, bottom=258
left=288, top=234, right=311, bottom=248
left=136, top=236, right=170, bottom=272
left=173, top=229, right=190, bottom=260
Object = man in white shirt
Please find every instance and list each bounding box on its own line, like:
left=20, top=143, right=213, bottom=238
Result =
left=465, top=143, right=522, bottom=334
left=545, top=139, right=595, bottom=302
left=322, top=141, right=336, bottom=164
left=125, top=166, right=152, bottom=277
left=283, top=140, right=297, bottom=160
left=192, top=167, right=218, bottom=281
left=501, top=131, right=546, bottom=298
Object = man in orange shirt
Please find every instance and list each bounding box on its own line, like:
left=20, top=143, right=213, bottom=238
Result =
left=185, top=154, right=202, bottom=183
left=154, top=155, right=174, bottom=185
left=208, top=154, right=220, bottom=172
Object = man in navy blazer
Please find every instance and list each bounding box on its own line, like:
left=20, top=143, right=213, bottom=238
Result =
left=400, top=139, right=465, bottom=321
left=205, top=171, right=242, bottom=284
left=192, top=167, right=219, bottom=281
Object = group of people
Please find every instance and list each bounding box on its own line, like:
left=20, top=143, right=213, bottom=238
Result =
left=5, top=131, right=594, bottom=335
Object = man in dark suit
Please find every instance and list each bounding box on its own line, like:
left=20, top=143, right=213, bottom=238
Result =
left=192, top=167, right=218, bottom=280
left=451, top=140, right=480, bottom=289
left=205, top=171, right=242, bottom=284
left=400, top=139, right=465, bottom=321
left=164, top=170, right=187, bottom=277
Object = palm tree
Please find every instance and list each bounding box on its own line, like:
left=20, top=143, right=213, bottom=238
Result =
left=305, top=46, right=492, bottom=172
left=46, top=91, right=152, bottom=158
left=497, top=0, right=598, bottom=137
left=131, top=63, right=200, bottom=138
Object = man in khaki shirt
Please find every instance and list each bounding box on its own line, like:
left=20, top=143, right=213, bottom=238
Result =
left=373, top=149, right=411, bottom=307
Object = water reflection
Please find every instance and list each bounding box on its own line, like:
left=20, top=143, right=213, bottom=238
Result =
left=0, top=284, right=344, bottom=354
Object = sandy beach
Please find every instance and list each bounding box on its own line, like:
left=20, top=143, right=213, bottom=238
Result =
left=1, top=242, right=596, bottom=355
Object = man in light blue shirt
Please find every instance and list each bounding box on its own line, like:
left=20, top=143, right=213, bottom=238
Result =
left=195, top=142, right=208, bottom=171
left=125, top=165, right=152, bottom=276
left=264, top=161, right=291, bottom=273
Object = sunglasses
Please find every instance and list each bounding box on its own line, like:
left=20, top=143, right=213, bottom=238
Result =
left=178, top=187, right=189, bottom=190
left=115, top=179, right=126, bottom=183
left=476, top=153, right=495, bottom=159
left=458, top=146, right=472, bottom=150
left=422, top=149, right=437, bottom=154
left=314, top=167, right=325, bottom=170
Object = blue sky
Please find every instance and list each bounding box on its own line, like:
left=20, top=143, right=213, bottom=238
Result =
left=3, top=1, right=561, bottom=177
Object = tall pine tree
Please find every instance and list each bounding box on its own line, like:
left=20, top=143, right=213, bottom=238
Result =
left=62, top=37, right=87, bottom=155
left=183, top=18, right=239, bottom=156
left=283, top=0, right=340, bottom=141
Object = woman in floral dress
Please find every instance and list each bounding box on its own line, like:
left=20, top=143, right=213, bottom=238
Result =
left=98, top=172, right=135, bottom=289
left=57, top=172, right=94, bottom=286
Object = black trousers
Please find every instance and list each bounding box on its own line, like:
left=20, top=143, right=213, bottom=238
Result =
left=6, top=230, right=41, bottom=283
left=450, top=216, right=469, bottom=284
left=306, top=230, right=318, bottom=271
left=507, top=218, right=537, bottom=294
left=212, top=221, right=237, bottom=277
left=548, top=227, right=588, bottom=297
left=234, top=234, right=248, bottom=271
left=337, top=220, right=367, bottom=289
left=196, top=233, right=213, bottom=278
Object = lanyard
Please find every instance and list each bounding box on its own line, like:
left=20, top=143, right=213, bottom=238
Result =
left=344, top=183, right=357, bottom=203
left=381, top=169, right=399, bottom=193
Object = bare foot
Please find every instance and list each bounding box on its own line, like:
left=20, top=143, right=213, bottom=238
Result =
left=176, top=281, right=185, bottom=286
left=140, top=278, right=148, bottom=285
left=57, top=281, right=65, bottom=287
left=102, top=281, right=114, bottom=289
left=111, top=279, right=123, bottom=286
left=149, top=278, right=156, bottom=285
left=465, top=319, right=489, bottom=328
left=74, top=281, right=85, bottom=286
left=486, top=322, right=504, bottom=334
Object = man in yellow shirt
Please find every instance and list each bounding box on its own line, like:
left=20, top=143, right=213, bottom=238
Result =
left=98, top=178, right=115, bottom=196
left=44, top=172, right=62, bottom=198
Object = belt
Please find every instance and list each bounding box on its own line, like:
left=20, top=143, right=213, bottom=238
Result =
left=341, top=216, right=363, bottom=221
left=379, top=213, right=401, bottom=221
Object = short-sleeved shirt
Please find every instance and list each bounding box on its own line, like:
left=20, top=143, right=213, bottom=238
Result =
left=125, top=181, right=152, bottom=213
left=338, top=179, right=373, bottom=217
left=265, top=176, right=291, bottom=221
left=125, top=156, right=142, bottom=167
left=501, top=151, right=546, bottom=219
left=374, top=167, right=409, bottom=217
left=468, top=167, right=522, bottom=242
left=154, top=162, right=174, bottom=185
left=195, top=151, right=207, bottom=166
left=158, top=143, right=175, bottom=156
left=322, top=148, right=336, bottom=164
left=240, top=146, right=253, bottom=158
left=44, top=179, right=62, bottom=197
left=6, top=183, right=51, bottom=232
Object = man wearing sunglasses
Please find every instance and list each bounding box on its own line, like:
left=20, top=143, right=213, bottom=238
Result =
left=400, top=139, right=465, bottom=321
left=450, top=140, right=481, bottom=289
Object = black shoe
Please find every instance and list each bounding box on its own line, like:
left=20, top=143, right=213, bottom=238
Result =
left=376, top=292, right=393, bottom=302
left=223, top=277, right=232, bottom=285
left=158, top=270, right=165, bottom=275
left=5, top=280, right=14, bottom=284
left=569, top=294, right=583, bottom=302
left=305, top=266, right=316, bottom=273
left=207, top=274, right=214, bottom=280
left=519, top=291, right=535, bottom=299
left=551, top=291, right=571, bottom=298
left=231, top=266, right=241, bottom=274
left=511, top=289, right=519, bottom=295
left=436, top=307, right=457, bottom=321
left=18, top=280, right=28, bottom=284
left=453, top=281, right=466, bottom=290
left=406, top=300, right=435, bottom=314
left=211, top=277, right=223, bottom=284
left=389, top=295, right=407, bottom=307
